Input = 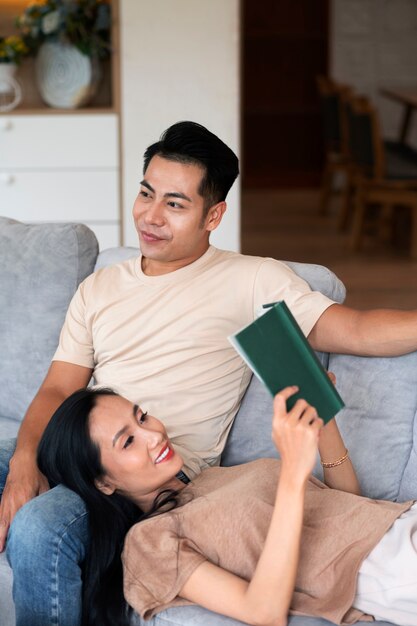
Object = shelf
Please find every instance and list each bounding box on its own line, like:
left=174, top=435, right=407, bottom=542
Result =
left=1, top=106, right=118, bottom=116
left=0, top=0, right=119, bottom=113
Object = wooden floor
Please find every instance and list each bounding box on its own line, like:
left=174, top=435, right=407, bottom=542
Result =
left=241, top=189, right=417, bottom=310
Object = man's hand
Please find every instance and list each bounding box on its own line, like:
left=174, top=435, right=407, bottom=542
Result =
left=0, top=455, right=49, bottom=552
left=0, top=361, right=93, bottom=552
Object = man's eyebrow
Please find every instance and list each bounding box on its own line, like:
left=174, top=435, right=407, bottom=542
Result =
left=112, top=404, right=139, bottom=447
left=139, top=180, right=191, bottom=203
left=163, top=191, right=192, bottom=202
left=140, top=180, right=154, bottom=193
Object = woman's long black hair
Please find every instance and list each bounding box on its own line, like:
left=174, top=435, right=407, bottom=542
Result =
left=37, top=388, right=177, bottom=626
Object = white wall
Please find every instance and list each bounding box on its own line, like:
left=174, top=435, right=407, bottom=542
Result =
left=120, top=0, right=241, bottom=250
left=330, top=0, right=417, bottom=144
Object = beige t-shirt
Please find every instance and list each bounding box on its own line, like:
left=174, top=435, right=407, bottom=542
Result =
left=122, top=459, right=413, bottom=624
left=53, top=246, right=334, bottom=477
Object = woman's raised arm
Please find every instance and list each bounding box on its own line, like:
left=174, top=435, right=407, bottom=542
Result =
left=179, top=386, right=322, bottom=626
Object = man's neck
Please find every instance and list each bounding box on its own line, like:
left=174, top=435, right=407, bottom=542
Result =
left=141, top=247, right=210, bottom=276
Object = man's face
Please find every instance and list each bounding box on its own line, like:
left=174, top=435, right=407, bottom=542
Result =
left=132, top=155, right=224, bottom=275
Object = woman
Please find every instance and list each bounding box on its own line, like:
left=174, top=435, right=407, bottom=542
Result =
left=37, top=386, right=417, bottom=626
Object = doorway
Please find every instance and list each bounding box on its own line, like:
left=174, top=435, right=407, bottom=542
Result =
left=241, top=0, right=329, bottom=188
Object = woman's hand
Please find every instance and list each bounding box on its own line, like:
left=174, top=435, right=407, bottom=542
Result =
left=272, top=386, right=323, bottom=486
left=180, top=385, right=320, bottom=626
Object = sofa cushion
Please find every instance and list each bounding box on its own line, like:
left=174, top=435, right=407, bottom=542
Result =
left=284, top=260, right=346, bottom=304
left=0, top=218, right=98, bottom=423
left=330, top=351, right=417, bottom=502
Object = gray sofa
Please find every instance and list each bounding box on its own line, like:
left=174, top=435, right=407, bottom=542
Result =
left=1, top=215, right=415, bottom=626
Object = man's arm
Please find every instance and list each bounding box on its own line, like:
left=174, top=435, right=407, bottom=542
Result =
left=0, top=360, right=92, bottom=551
left=309, top=303, right=417, bottom=356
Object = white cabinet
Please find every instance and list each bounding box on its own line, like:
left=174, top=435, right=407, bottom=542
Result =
left=0, top=114, right=120, bottom=250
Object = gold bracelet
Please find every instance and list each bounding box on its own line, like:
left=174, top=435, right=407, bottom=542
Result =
left=320, top=448, right=349, bottom=469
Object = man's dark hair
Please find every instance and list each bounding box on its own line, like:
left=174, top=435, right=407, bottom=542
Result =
left=143, top=121, right=239, bottom=212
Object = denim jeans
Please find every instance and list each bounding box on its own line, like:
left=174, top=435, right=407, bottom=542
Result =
left=0, top=438, right=89, bottom=626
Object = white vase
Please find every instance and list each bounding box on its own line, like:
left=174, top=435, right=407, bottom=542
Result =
left=0, top=64, right=22, bottom=112
left=35, top=42, right=101, bottom=109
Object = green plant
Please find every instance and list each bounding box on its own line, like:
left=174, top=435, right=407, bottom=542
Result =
left=16, top=0, right=111, bottom=59
left=0, top=36, right=29, bottom=64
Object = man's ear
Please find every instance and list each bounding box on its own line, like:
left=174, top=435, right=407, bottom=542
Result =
left=94, top=477, right=116, bottom=496
left=205, top=201, right=227, bottom=232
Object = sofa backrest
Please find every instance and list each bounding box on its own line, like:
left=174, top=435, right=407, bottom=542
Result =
left=0, top=218, right=99, bottom=423
left=329, top=351, right=417, bottom=502
left=223, top=261, right=417, bottom=503
left=7, top=234, right=414, bottom=505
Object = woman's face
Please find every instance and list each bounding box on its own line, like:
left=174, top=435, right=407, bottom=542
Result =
left=89, top=394, right=184, bottom=509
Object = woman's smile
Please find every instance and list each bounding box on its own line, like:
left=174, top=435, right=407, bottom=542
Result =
left=155, top=444, right=174, bottom=464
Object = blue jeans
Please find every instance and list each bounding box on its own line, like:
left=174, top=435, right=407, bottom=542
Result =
left=0, top=439, right=89, bottom=626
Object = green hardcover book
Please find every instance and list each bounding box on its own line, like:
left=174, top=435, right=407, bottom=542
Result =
left=229, top=301, right=344, bottom=423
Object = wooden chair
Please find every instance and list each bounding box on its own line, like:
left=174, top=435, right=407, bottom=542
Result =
left=347, top=95, right=417, bottom=257
left=317, top=76, right=354, bottom=228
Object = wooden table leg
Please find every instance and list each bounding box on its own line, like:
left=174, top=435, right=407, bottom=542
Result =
left=400, top=104, right=413, bottom=144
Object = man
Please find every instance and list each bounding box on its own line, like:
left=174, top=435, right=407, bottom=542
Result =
left=1, top=121, right=417, bottom=625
